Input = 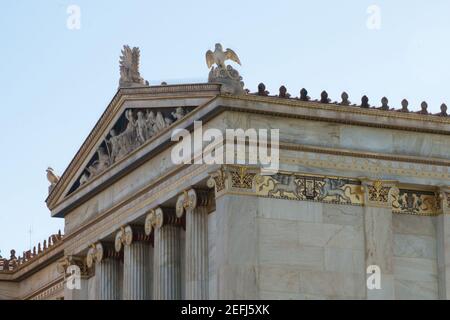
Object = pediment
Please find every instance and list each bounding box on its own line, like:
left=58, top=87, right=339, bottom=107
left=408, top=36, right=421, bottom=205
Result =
left=46, top=84, right=220, bottom=214
left=68, top=105, right=194, bottom=194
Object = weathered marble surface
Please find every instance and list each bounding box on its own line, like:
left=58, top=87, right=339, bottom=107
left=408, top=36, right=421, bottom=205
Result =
left=153, top=225, right=181, bottom=300
left=364, top=206, right=394, bottom=299
left=185, top=205, right=209, bottom=300
left=209, top=195, right=368, bottom=299
left=214, top=195, right=259, bottom=299
left=64, top=278, right=88, bottom=300
left=123, top=242, right=152, bottom=300
left=95, top=258, right=122, bottom=300
left=208, top=211, right=217, bottom=299
left=393, top=214, right=439, bottom=299
left=226, top=111, right=450, bottom=160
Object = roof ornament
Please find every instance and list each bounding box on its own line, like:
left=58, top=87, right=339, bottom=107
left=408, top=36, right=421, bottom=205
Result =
left=380, top=97, right=389, bottom=110
left=300, top=88, right=310, bottom=101
left=320, top=91, right=330, bottom=103
left=361, top=95, right=370, bottom=108
left=119, top=45, right=149, bottom=88
left=417, top=101, right=429, bottom=115
left=399, top=99, right=409, bottom=112
left=278, top=86, right=290, bottom=98
left=340, top=92, right=350, bottom=106
left=46, top=167, right=60, bottom=194
left=206, top=43, right=244, bottom=95
left=437, top=103, right=448, bottom=116
left=257, top=83, right=269, bottom=96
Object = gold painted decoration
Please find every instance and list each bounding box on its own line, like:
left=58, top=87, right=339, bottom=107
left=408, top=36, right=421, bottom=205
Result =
left=255, top=172, right=362, bottom=206
left=231, top=166, right=255, bottom=189
left=208, top=165, right=443, bottom=216
left=392, top=189, right=440, bottom=216
left=367, top=180, right=390, bottom=203
left=207, top=168, right=226, bottom=193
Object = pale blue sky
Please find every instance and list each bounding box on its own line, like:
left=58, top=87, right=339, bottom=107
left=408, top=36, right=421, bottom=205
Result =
left=1, top=0, right=450, bottom=257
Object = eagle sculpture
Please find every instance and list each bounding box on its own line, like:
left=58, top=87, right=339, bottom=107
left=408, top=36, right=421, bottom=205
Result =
left=205, top=43, right=241, bottom=69
left=46, top=167, right=60, bottom=192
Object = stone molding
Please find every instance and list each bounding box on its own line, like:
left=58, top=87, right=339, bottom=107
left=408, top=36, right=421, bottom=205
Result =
left=26, top=277, right=64, bottom=300
left=208, top=165, right=442, bottom=216
left=47, top=89, right=450, bottom=212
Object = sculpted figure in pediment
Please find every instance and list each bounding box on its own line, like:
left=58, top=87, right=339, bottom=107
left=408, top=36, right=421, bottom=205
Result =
left=106, top=129, right=121, bottom=163
left=145, top=111, right=156, bottom=137
left=154, top=111, right=168, bottom=132
left=136, top=111, right=148, bottom=143
left=74, top=107, right=191, bottom=190
left=86, top=147, right=111, bottom=178
left=172, top=107, right=186, bottom=121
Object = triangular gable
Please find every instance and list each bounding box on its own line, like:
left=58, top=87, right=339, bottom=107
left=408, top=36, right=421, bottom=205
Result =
left=68, top=105, right=193, bottom=194
left=46, top=84, right=220, bottom=211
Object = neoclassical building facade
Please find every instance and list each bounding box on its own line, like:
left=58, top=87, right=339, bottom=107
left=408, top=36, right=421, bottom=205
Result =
left=1, top=45, right=450, bottom=300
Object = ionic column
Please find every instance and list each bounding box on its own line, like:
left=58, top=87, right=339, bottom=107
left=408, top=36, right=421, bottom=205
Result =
left=176, top=189, right=210, bottom=300
left=145, top=207, right=182, bottom=300
left=57, top=256, right=91, bottom=300
left=87, top=242, right=123, bottom=300
left=115, top=225, right=152, bottom=300
left=361, top=179, right=398, bottom=300
left=437, top=187, right=450, bottom=299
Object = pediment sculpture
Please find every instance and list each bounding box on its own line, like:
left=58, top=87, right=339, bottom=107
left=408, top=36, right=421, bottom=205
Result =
left=72, top=106, right=189, bottom=192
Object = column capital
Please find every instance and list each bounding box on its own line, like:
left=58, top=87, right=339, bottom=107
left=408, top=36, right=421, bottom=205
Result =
left=56, top=255, right=90, bottom=277
left=207, top=167, right=227, bottom=194
left=145, top=207, right=181, bottom=235
left=439, top=186, right=450, bottom=214
left=176, top=189, right=211, bottom=218
left=86, top=242, right=121, bottom=268
left=115, top=225, right=150, bottom=252
left=359, top=178, right=399, bottom=208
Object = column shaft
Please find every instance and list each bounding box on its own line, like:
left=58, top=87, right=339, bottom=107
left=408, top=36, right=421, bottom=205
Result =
left=123, top=242, right=152, bottom=300
left=185, top=206, right=209, bottom=299
left=154, top=225, right=181, bottom=300
left=364, top=206, right=394, bottom=299
left=362, top=180, right=397, bottom=300
left=437, top=190, right=450, bottom=299
left=95, top=258, right=122, bottom=300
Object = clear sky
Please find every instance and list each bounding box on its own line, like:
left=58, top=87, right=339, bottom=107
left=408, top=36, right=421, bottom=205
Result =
left=1, top=0, right=450, bottom=257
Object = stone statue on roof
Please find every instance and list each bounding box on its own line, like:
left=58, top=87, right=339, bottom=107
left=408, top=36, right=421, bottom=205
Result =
left=206, top=43, right=245, bottom=95
left=119, top=45, right=149, bottom=88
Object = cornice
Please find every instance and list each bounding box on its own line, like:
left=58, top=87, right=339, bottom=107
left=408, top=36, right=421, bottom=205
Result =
left=23, top=276, right=64, bottom=300
left=0, top=241, right=64, bottom=281
left=224, top=94, right=450, bottom=126
left=47, top=87, right=450, bottom=213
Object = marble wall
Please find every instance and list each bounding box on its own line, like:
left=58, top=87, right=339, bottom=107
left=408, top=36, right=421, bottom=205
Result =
left=210, top=195, right=367, bottom=299
left=209, top=193, right=443, bottom=300
left=393, top=214, right=439, bottom=299
left=257, top=199, right=366, bottom=299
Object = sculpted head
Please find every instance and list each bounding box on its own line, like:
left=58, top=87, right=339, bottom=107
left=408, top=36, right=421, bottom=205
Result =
left=98, top=147, right=106, bottom=155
